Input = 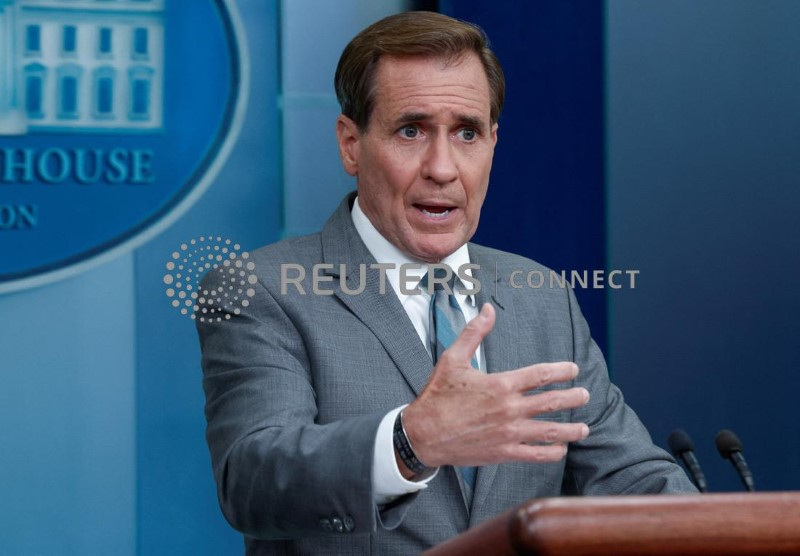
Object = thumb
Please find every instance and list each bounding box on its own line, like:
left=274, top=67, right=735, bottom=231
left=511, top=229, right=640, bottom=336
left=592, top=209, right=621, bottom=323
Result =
left=442, top=303, right=495, bottom=365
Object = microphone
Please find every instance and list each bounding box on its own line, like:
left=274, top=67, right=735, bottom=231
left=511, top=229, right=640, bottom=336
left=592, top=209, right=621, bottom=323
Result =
left=715, top=429, right=755, bottom=492
left=667, top=429, right=708, bottom=492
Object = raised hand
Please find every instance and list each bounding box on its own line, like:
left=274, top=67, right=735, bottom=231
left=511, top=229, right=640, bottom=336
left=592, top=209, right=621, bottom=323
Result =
left=399, top=303, right=590, bottom=476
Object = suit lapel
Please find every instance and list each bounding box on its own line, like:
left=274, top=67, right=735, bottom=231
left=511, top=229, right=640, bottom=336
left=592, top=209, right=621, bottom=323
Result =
left=468, top=247, right=520, bottom=523
left=471, top=248, right=518, bottom=375
left=320, top=195, right=433, bottom=397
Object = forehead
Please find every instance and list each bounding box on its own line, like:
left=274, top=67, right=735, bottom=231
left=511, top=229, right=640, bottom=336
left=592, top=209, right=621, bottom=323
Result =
left=371, top=53, right=492, bottom=123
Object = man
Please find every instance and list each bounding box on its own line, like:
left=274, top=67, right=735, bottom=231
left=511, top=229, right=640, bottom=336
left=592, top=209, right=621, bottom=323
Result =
left=197, top=11, right=695, bottom=555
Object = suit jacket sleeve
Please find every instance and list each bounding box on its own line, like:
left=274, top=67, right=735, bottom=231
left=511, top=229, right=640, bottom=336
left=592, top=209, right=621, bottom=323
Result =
left=562, top=285, right=697, bottom=494
left=197, top=269, right=416, bottom=541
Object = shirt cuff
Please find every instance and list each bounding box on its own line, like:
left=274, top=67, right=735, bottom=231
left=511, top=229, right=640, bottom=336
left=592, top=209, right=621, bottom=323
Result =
left=373, top=405, right=439, bottom=505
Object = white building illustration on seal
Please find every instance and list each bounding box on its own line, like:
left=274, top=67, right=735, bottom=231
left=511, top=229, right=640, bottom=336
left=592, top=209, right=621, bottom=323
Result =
left=0, top=0, right=164, bottom=134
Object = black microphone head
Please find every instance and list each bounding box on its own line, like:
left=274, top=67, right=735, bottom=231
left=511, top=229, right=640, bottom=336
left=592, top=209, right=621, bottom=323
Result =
left=667, top=429, right=694, bottom=455
left=715, top=429, right=743, bottom=458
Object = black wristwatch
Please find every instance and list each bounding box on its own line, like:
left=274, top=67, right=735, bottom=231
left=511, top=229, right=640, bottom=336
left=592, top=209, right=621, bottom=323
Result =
left=392, top=410, right=432, bottom=476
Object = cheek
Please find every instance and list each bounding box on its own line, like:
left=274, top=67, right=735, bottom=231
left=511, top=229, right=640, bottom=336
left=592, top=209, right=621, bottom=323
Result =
left=357, top=164, right=409, bottom=227
left=465, top=170, right=490, bottom=204
left=366, top=148, right=413, bottom=193
left=385, top=156, right=418, bottom=194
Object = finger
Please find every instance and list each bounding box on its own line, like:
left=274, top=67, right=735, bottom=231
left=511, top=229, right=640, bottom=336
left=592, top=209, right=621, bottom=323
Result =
left=490, top=419, right=588, bottom=448
left=501, top=361, right=579, bottom=392
left=520, top=387, right=590, bottom=417
left=500, top=443, right=569, bottom=464
left=516, top=420, right=590, bottom=445
left=443, top=302, right=495, bottom=363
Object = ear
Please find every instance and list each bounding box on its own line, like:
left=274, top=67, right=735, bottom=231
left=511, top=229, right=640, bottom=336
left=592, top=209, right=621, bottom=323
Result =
left=490, top=122, right=499, bottom=149
left=336, top=115, right=361, bottom=176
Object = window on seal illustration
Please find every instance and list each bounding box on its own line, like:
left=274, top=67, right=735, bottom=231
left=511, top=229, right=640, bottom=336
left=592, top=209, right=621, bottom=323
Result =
left=98, top=27, right=113, bottom=57
left=93, top=67, right=116, bottom=120
left=132, top=27, right=149, bottom=60
left=62, top=25, right=77, bottom=56
left=128, top=66, right=153, bottom=121
left=25, top=25, right=41, bottom=56
left=24, top=63, right=47, bottom=119
left=57, top=64, right=83, bottom=120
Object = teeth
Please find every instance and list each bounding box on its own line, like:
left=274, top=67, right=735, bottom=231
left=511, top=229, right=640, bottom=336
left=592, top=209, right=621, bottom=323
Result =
left=421, top=208, right=451, bottom=219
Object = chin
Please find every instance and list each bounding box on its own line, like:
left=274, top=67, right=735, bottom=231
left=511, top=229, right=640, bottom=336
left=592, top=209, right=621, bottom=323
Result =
left=412, top=241, right=461, bottom=263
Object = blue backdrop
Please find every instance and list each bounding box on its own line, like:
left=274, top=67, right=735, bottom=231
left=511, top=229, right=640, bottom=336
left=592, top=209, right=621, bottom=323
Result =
left=605, top=0, right=800, bottom=493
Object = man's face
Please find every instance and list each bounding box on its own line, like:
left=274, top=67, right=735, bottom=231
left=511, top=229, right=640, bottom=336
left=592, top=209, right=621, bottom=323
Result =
left=337, top=53, right=498, bottom=263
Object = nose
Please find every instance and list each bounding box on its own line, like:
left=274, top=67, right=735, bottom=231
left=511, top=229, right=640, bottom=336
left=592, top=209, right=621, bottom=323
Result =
left=420, top=128, right=458, bottom=185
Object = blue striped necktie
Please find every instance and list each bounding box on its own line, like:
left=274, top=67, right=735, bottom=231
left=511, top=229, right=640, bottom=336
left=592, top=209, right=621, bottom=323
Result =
left=422, top=267, right=478, bottom=502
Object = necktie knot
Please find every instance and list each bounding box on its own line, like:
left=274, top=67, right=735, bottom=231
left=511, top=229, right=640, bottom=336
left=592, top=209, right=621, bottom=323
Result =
left=419, top=266, right=458, bottom=294
left=426, top=268, right=477, bottom=370
left=432, top=267, right=452, bottom=292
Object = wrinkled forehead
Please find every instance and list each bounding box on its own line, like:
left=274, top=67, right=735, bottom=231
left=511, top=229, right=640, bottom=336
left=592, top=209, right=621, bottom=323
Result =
left=370, top=53, right=492, bottom=125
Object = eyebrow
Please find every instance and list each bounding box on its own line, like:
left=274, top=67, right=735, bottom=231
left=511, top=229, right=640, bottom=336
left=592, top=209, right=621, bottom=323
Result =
left=394, top=112, right=429, bottom=126
left=393, top=112, right=488, bottom=131
left=457, top=114, right=487, bottom=130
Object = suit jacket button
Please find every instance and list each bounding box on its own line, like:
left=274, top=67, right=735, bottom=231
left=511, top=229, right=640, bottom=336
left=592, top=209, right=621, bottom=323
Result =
left=331, top=517, right=344, bottom=533
left=344, top=515, right=355, bottom=532
left=319, top=518, right=333, bottom=532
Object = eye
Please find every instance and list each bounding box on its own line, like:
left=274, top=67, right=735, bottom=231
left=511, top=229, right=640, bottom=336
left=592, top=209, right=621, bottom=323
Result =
left=458, top=128, right=478, bottom=142
left=399, top=125, right=419, bottom=139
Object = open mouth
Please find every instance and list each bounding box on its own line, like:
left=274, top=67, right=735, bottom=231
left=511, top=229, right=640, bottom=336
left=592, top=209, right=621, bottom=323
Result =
left=414, top=204, right=456, bottom=219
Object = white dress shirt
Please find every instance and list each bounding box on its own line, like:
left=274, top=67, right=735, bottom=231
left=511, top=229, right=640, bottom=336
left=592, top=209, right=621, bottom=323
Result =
left=350, top=197, right=481, bottom=504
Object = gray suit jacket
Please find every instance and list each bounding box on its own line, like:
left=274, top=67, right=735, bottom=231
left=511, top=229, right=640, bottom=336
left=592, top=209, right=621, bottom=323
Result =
left=197, top=193, right=695, bottom=555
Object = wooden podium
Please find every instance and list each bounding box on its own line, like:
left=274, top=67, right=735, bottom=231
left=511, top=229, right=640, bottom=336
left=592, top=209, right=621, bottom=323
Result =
left=423, top=492, right=800, bottom=555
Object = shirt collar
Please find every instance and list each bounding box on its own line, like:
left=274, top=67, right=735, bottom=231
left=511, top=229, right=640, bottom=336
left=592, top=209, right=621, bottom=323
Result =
left=351, top=196, right=475, bottom=306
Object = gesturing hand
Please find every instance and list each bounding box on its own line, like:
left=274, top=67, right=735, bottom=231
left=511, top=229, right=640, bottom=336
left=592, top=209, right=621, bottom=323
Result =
left=399, top=303, right=590, bottom=476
